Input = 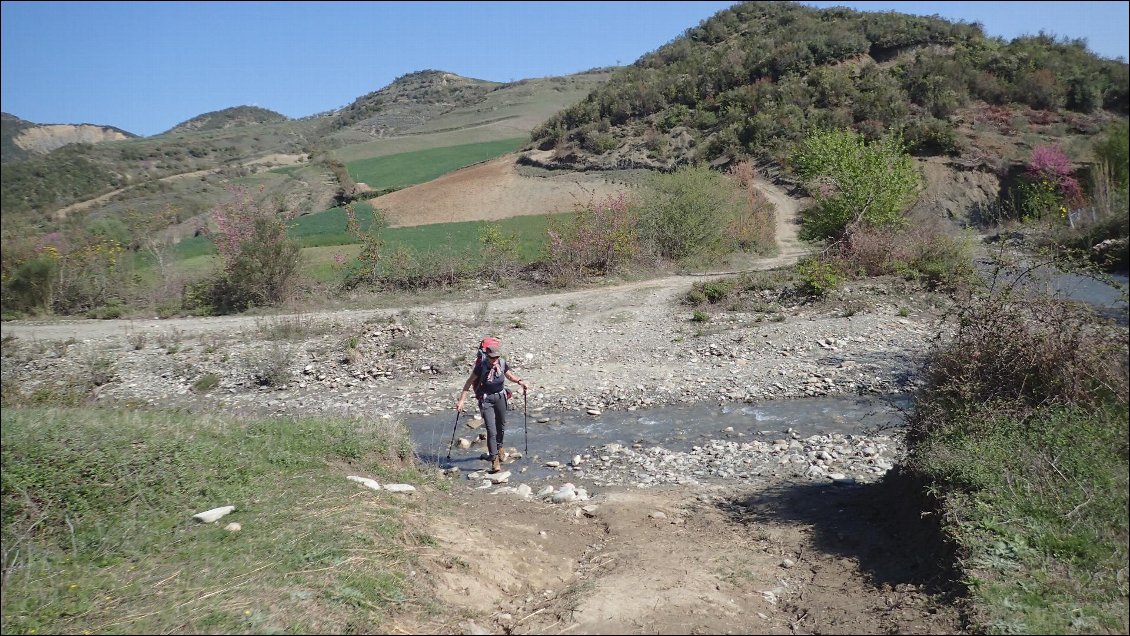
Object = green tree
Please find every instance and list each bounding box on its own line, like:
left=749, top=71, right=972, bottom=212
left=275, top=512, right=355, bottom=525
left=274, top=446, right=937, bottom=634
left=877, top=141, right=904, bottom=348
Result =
left=791, top=129, right=921, bottom=240
left=1093, top=121, right=1129, bottom=189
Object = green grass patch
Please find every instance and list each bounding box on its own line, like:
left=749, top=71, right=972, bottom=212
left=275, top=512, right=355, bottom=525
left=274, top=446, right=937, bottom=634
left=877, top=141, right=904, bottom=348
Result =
left=344, top=138, right=525, bottom=190
left=381, top=214, right=562, bottom=262
left=1, top=407, right=437, bottom=634
left=913, top=403, right=1129, bottom=634
left=168, top=212, right=565, bottom=285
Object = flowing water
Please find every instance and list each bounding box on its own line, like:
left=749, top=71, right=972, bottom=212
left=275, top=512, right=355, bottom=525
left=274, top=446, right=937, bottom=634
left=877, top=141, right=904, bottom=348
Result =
left=406, top=394, right=910, bottom=481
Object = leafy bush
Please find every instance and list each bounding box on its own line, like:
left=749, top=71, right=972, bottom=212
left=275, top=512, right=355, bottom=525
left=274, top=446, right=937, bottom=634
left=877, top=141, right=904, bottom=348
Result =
left=478, top=223, right=522, bottom=280
left=825, top=220, right=977, bottom=290
left=544, top=193, right=639, bottom=287
left=1093, top=121, right=1129, bottom=189
left=1, top=255, right=55, bottom=315
left=901, top=117, right=962, bottom=156
left=725, top=162, right=778, bottom=254
left=637, top=165, right=750, bottom=263
left=701, top=280, right=734, bottom=303
left=191, top=372, right=220, bottom=393
left=795, top=258, right=841, bottom=298
left=203, top=187, right=303, bottom=313
left=909, top=276, right=1127, bottom=442
left=792, top=129, right=921, bottom=241
left=252, top=344, right=295, bottom=387
left=340, top=203, right=390, bottom=289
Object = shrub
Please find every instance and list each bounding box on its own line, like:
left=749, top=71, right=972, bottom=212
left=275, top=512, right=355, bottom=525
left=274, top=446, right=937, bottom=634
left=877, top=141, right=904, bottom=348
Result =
left=702, top=280, right=734, bottom=303
left=374, top=244, right=476, bottom=291
left=684, top=288, right=708, bottom=305
left=252, top=344, right=295, bottom=387
left=825, top=220, right=977, bottom=290
left=545, top=192, right=639, bottom=287
left=795, top=258, right=841, bottom=298
left=126, top=332, right=148, bottom=351
left=1026, top=145, right=1083, bottom=206
left=204, top=187, right=303, bottom=313
left=340, top=203, right=389, bottom=289
left=79, top=349, right=116, bottom=389
left=909, top=276, right=1127, bottom=447
left=191, top=373, right=221, bottom=393
left=901, top=118, right=962, bottom=156
left=637, top=165, right=753, bottom=263
left=478, top=223, right=522, bottom=280
left=725, top=162, right=778, bottom=254
left=86, top=300, right=124, bottom=320
left=256, top=316, right=310, bottom=341
left=1093, top=121, right=1129, bottom=189
left=791, top=129, right=921, bottom=240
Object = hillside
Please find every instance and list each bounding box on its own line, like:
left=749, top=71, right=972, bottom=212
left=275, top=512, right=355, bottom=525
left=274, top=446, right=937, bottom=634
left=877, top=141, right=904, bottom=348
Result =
left=325, top=69, right=612, bottom=152
left=526, top=1, right=1129, bottom=186
left=328, top=69, right=503, bottom=138
left=0, top=69, right=610, bottom=231
left=1, top=112, right=136, bottom=162
left=162, top=105, right=290, bottom=135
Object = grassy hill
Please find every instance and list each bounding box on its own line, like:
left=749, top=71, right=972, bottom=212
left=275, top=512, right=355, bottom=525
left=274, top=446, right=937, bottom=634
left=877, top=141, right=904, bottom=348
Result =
left=0, top=70, right=610, bottom=232
left=162, top=105, right=290, bottom=135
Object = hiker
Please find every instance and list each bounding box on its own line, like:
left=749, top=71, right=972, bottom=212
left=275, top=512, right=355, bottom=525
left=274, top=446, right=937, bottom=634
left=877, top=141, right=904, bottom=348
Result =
left=455, top=342, right=529, bottom=473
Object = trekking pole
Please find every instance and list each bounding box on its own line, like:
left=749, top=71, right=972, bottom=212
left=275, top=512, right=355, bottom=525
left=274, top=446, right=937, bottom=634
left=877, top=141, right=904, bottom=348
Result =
left=445, top=408, right=462, bottom=463
left=523, top=387, right=529, bottom=457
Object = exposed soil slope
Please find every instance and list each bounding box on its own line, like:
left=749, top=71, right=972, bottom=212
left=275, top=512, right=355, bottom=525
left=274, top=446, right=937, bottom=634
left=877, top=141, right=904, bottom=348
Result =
left=372, top=156, right=630, bottom=227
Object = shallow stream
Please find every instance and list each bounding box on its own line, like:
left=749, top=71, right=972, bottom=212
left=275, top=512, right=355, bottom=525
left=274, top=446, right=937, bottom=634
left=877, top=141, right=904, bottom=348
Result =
left=406, top=394, right=910, bottom=483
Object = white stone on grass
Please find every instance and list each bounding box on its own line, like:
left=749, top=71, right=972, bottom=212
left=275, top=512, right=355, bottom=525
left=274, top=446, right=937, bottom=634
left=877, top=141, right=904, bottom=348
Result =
left=347, top=475, right=381, bottom=490
left=192, top=505, right=235, bottom=524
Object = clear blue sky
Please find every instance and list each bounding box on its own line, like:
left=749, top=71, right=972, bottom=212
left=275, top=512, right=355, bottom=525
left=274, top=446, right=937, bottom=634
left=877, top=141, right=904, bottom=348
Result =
left=2, top=1, right=1127, bottom=138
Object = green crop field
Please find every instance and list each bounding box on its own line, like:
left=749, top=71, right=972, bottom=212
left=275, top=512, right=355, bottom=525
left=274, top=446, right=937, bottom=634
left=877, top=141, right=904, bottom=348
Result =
left=343, top=138, right=526, bottom=190
left=171, top=208, right=568, bottom=282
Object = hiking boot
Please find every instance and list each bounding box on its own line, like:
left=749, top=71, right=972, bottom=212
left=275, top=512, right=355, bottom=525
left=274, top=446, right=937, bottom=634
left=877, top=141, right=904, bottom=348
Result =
left=490, top=456, right=502, bottom=473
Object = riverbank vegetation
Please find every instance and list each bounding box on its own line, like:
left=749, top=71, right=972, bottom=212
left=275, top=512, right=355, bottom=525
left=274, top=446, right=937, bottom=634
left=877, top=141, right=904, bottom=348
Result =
left=905, top=263, right=1128, bottom=634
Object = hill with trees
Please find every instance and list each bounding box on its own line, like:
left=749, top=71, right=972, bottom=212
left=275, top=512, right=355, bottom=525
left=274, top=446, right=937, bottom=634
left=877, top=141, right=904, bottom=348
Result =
left=526, top=1, right=1127, bottom=174
left=162, top=105, right=290, bottom=135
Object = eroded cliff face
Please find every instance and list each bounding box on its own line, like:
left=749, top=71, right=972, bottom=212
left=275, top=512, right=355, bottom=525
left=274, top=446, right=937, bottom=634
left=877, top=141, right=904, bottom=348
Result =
left=13, top=124, right=131, bottom=154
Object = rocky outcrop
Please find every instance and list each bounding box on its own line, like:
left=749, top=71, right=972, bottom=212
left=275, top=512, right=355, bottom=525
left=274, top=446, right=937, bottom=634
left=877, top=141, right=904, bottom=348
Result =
left=13, top=124, right=133, bottom=154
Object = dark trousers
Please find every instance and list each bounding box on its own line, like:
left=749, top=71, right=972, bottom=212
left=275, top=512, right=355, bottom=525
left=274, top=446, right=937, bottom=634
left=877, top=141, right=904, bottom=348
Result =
left=479, top=392, right=507, bottom=459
